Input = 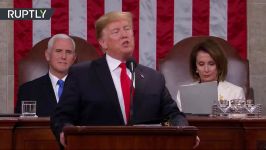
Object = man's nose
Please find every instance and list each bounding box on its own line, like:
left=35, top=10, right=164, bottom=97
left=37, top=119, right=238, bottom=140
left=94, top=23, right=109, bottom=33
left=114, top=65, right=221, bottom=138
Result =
left=61, top=52, right=66, bottom=59
left=121, top=29, right=128, bottom=38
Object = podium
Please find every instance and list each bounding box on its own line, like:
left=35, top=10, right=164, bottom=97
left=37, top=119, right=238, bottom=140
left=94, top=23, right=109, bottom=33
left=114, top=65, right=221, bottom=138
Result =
left=63, top=126, right=198, bottom=150
left=0, top=117, right=17, bottom=150
left=14, top=117, right=60, bottom=150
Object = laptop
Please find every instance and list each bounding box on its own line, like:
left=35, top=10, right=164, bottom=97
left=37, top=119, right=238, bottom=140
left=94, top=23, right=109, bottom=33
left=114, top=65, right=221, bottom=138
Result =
left=179, top=81, right=218, bottom=115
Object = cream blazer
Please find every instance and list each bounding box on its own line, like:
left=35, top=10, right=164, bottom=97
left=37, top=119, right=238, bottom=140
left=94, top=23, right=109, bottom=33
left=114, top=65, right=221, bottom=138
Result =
left=176, top=81, right=245, bottom=111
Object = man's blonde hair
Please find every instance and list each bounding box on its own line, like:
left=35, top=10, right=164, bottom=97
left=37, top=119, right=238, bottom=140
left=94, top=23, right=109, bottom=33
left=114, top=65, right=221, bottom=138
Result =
left=95, top=11, right=133, bottom=39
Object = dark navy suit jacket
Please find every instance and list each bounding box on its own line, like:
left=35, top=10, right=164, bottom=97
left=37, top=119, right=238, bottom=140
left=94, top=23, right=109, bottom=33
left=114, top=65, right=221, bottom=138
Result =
left=15, top=74, right=57, bottom=117
left=51, top=56, right=188, bottom=140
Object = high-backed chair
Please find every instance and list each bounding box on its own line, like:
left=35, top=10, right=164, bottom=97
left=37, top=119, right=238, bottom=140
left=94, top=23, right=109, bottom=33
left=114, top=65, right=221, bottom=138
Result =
left=18, top=36, right=100, bottom=86
left=159, top=36, right=251, bottom=100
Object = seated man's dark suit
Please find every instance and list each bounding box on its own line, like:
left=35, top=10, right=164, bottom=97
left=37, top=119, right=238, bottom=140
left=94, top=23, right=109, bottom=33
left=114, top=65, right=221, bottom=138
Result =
left=51, top=56, right=188, bottom=140
left=15, top=74, right=57, bottom=117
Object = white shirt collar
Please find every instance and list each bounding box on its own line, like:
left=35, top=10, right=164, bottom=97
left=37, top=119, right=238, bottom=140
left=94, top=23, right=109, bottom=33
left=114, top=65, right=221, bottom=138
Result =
left=49, top=71, right=67, bottom=87
left=106, top=54, right=123, bottom=72
left=49, top=71, right=68, bottom=102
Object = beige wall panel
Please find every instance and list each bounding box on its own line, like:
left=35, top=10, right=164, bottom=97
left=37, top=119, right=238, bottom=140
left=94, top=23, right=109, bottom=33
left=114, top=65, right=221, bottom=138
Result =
left=248, top=1, right=266, bottom=114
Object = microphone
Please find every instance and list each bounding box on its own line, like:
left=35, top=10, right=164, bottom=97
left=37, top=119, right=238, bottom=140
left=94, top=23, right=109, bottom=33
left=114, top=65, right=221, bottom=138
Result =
left=126, top=57, right=137, bottom=73
left=126, top=57, right=137, bottom=125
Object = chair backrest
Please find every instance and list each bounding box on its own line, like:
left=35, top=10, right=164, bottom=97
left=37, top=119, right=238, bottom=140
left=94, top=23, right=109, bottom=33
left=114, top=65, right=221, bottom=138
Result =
left=159, top=36, right=250, bottom=100
left=18, top=36, right=100, bottom=86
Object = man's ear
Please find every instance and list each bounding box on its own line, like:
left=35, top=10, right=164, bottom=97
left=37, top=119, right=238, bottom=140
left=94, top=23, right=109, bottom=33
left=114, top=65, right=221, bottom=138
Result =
left=73, top=53, right=77, bottom=61
left=45, top=49, right=50, bottom=61
left=98, top=38, right=107, bottom=50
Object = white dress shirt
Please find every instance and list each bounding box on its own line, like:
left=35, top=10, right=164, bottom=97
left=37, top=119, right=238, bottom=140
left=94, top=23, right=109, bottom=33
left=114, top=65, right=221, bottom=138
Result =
left=49, top=71, right=67, bottom=103
left=106, top=54, right=133, bottom=124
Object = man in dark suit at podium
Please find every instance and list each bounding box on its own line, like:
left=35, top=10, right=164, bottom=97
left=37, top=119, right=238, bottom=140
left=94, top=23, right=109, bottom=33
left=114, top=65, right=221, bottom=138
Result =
left=51, top=11, right=189, bottom=147
left=15, top=34, right=77, bottom=117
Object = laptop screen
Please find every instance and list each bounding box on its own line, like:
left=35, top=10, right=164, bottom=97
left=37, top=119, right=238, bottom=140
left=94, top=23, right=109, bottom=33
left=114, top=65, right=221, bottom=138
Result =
left=179, top=81, right=218, bottom=115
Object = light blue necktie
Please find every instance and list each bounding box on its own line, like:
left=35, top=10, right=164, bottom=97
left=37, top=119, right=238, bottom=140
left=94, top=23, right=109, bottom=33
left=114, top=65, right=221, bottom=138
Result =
left=57, top=80, right=64, bottom=100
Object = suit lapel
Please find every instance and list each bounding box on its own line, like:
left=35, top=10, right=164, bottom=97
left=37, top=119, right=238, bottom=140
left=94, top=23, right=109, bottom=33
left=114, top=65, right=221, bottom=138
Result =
left=134, top=66, right=146, bottom=94
left=129, top=66, right=146, bottom=124
left=93, top=56, right=124, bottom=123
left=43, top=74, right=57, bottom=104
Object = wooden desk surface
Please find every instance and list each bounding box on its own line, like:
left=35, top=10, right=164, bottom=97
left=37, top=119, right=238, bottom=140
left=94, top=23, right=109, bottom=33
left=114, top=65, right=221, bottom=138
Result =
left=188, top=116, right=266, bottom=150
left=0, top=117, right=17, bottom=150
left=14, top=117, right=60, bottom=150
left=1, top=116, right=266, bottom=150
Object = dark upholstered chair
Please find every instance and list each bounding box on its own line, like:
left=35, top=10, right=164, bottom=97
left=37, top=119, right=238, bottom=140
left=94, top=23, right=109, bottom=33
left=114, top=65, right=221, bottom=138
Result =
left=159, top=36, right=252, bottom=100
left=18, top=36, right=100, bottom=86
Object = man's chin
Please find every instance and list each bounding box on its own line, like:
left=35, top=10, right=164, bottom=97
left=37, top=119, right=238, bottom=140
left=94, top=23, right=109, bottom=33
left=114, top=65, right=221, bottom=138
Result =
left=56, top=68, right=69, bottom=73
left=123, top=51, right=134, bottom=59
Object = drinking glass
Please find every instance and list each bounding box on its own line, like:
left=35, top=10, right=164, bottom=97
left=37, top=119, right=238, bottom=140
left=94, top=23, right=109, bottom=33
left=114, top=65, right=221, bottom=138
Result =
left=219, top=99, right=230, bottom=113
left=21, top=101, right=38, bottom=117
left=230, top=99, right=247, bottom=114
left=246, top=103, right=262, bottom=116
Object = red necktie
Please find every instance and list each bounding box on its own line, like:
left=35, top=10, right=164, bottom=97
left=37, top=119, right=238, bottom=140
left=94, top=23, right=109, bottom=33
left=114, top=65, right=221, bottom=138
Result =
left=120, top=63, right=131, bottom=123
